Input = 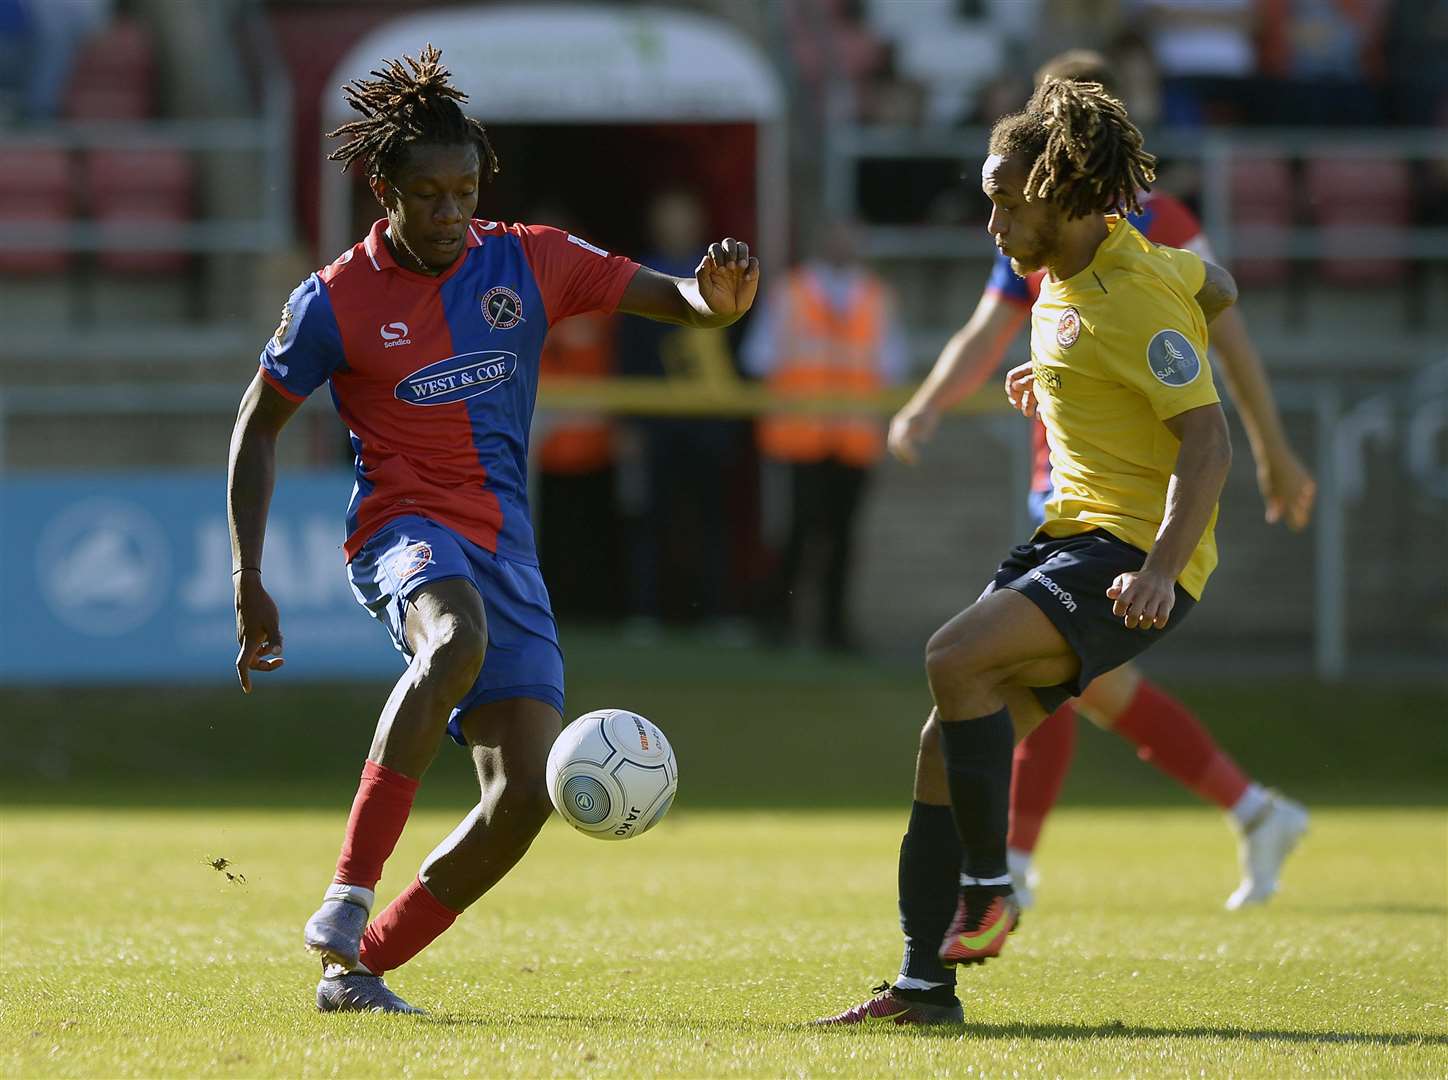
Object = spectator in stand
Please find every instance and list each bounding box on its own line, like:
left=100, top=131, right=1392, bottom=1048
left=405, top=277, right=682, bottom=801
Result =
left=0, top=0, right=30, bottom=121
left=1383, top=0, right=1448, bottom=127
left=1133, top=0, right=1256, bottom=125
left=21, top=0, right=111, bottom=121
left=618, top=190, right=741, bottom=634
left=742, top=217, right=907, bottom=653
left=532, top=208, right=623, bottom=621
left=1258, top=0, right=1385, bottom=125
left=1106, top=31, right=1165, bottom=129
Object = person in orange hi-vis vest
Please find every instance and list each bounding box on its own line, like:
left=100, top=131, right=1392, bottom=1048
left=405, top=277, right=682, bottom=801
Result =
left=536, top=305, right=622, bottom=618
left=742, top=218, right=908, bottom=651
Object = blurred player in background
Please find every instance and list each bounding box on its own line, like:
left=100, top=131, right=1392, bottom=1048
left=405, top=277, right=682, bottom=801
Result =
left=889, top=50, right=1313, bottom=917
left=227, top=47, right=758, bottom=1014
left=820, top=75, right=1240, bottom=1026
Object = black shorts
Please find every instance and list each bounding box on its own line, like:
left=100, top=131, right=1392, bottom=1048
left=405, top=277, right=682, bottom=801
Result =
left=981, top=529, right=1197, bottom=712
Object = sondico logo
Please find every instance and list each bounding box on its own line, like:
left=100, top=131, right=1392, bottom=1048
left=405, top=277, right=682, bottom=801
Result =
left=380, top=321, right=412, bottom=348
left=1029, top=569, right=1078, bottom=613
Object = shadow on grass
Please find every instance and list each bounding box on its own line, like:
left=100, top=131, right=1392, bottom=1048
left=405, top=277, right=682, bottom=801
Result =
left=420, top=1012, right=1448, bottom=1047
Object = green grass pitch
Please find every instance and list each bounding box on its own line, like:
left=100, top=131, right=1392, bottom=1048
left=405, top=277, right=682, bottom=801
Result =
left=3, top=639, right=1446, bottom=1077
left=3, top=806, right=1445, bottom=1077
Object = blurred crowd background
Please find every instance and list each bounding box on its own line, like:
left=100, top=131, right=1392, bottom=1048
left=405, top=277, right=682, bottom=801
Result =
left=0, top=0, right=1444, bottom=688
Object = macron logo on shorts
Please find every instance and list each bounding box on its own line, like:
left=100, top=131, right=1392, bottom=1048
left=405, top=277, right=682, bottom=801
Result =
left=1029, top=569, right=1078, bottom=613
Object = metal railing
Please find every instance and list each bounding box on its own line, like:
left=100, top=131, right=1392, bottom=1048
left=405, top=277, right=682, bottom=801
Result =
left=0, top=8, right=292, bottom=358
left=1, top=367, right=1442, bottom=680
left=825, top=125, right=1448, bottom=264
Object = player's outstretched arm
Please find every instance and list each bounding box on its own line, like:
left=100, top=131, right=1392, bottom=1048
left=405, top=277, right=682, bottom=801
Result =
left=1205, top=306, right=1317, bottom=530
left=618, top=238, right=759, bottom=329
left=228, top=374, right=302, bottom=692
left=1194, top=261, right=1238, bottom=325
left=1108, top=403, right=1232, bottom=630
left=889, top=290, right=1027, bottom=464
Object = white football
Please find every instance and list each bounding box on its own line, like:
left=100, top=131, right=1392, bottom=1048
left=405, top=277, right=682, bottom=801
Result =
left=545, top=709, right=678, bottom=840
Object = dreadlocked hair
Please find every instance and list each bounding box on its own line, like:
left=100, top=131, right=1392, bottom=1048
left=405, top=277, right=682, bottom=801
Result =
left=988, top=77, right=1155, bottom=220
left=326, top=44, right=499, bottom=182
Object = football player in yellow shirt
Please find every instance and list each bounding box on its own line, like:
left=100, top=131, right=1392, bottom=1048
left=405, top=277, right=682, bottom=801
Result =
left=818, top=77, right=1240, bottom=1026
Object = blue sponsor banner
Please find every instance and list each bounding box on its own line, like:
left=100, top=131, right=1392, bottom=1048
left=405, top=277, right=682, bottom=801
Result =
left=0, top=470, right=403, bottom=683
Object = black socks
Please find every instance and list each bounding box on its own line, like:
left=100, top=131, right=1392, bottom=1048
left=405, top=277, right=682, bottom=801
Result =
left=939, top=707, right=1015, bottom=881
left=896, top=800, right=962, bottom=987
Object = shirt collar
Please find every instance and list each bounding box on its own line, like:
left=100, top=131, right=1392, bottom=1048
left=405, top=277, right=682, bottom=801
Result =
left=362, top=218, right=489, bottom=274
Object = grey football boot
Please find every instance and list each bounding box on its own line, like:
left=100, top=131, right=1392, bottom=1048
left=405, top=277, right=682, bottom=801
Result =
left=316, top=966, right=425, bottom=1014
left=303, top=883, right=374, bottom=969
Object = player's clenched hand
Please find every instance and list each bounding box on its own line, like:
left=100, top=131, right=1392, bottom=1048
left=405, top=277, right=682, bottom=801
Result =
left=888, top=406, right=940, bottom=465
left=1259, top=447, right=1317, bottom=532
left=695, top=238, right=759, bottom=318
left=1005, top=362, right=1037, bottom=418
left=1106, top=570, right=1175, bottom=630
left=234, top=570, right=285, bottom=693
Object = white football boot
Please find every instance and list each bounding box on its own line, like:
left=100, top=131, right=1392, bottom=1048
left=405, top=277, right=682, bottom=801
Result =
left=1226, top=791, right=1309, bottom=910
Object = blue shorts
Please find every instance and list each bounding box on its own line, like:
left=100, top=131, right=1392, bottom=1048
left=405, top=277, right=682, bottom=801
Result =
left=347, top=516, right=565, bottom=747
left=981, top=529, right=1197, bottom=712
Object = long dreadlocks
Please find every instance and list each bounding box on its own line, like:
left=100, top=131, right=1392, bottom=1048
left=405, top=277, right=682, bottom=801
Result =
left=989, top=77, right=1156, bottom=220
left=326, top=44, right=500, bottom=182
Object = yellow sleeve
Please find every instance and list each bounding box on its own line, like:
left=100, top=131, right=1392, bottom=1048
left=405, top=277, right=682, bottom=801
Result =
left=1094, top=276, right=1219, bottom=421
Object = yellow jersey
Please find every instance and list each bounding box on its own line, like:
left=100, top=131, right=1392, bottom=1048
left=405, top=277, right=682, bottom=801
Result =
left=1030, top=216, right=1221, bottom=598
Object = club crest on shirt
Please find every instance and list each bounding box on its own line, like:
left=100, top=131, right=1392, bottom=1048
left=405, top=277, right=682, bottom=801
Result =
left=481, top=286, right=524, bottom=330
left=1055, top=307, right=1081, bottom=349
left=1147, top=329, right=1201, bottom=386
left=388, top=541, right=433, bottom=584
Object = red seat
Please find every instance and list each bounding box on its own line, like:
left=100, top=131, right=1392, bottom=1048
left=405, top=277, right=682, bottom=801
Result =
left=1306, top=157, right=1412, bottom=286
left=0, top=147, right=74, bottom=274
left=63, top=19, right=155, bottom=121
left=85, top=147, right=194, bottom=274
left=1228, top=157, right=1293, bottom=286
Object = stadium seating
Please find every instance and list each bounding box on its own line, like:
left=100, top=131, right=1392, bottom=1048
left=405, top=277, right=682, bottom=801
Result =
left=0, top=146, right=72, bottom=275
left=1306, top=157, right=1413, bottom=285
left=63, top=18, right=154, bottom=121
left=1227, top=156, right=1294, bottom=287
left=85, top=147, right=195, bottom=275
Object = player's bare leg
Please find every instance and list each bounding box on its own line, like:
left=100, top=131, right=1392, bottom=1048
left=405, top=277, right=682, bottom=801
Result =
left=420, top=697, right=561, bottom=910
left=1075, top=662, right=1308, bottom=909
left=305, top=579, right=487, bottom=970
left=924, top=589, right=1072, bottom=967
left=372, top=579, right=490, bottom=777
left=345, top=697, right=561, bottom=984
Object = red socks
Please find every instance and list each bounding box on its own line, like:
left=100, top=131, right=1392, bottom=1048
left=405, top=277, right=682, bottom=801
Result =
left=1111, top=680, right=1249, bottom=810
left=331, top=764, right=458, bottom=974
left=1006, top=702, right=1078, bottom=854
left=358, top=878, right=459, bottom=974
left=333, top=760, right=420, bottom=890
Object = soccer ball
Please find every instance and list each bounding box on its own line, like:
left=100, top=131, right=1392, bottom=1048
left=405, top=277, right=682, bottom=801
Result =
left=545, top=709, right=678, bottom=840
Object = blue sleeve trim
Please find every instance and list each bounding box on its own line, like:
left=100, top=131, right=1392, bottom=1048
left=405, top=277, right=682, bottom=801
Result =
left=258, top=274, right=345, bottom=399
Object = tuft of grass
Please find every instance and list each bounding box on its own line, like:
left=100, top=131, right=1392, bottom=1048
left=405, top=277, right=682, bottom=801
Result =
left=3, top=806, right=1445, bottom=1078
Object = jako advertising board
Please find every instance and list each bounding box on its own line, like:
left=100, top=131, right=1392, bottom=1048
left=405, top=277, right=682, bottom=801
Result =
left=0, top=471, right=403, bottom=682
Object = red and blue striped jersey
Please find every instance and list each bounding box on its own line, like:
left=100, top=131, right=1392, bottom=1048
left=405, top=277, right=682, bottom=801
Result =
left=259, top=218, right=639, bottom=563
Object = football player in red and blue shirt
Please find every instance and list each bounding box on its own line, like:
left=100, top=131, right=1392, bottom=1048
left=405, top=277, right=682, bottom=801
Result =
left=226, top=48, right=759, bottom=1014
left=821, top=53, right=1314, bottom=1026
